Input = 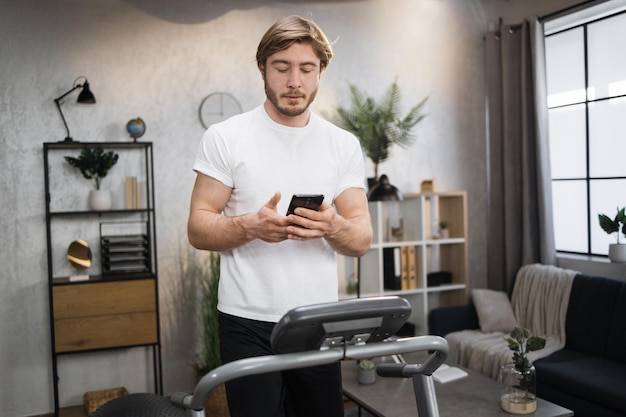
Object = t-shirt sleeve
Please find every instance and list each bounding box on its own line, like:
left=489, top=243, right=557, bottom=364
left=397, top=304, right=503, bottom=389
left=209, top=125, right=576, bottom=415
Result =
left=192, top=126, right=234, bottom=188
left=335, top=134, right=366, bottom=197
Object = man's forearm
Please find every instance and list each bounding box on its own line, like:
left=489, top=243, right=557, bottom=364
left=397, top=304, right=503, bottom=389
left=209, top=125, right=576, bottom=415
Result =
left=188, top=210, right=254, bottom=252
left=324, top=214, right=372, bottom=257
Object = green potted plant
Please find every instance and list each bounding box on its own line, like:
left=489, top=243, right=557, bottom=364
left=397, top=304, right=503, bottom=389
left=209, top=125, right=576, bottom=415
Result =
left=598, top=207, right=626, bottom=263
left=193, top=251, right=222, bottom=378
left=192, top=251, right=230, bottom=417
left=357, top=359, right=376, bottom=385
left=500, top=327, right=546, bottom=414
left=439, top=221, right=449, bottom=239
left=65, top=147, right=119, bottom=210
left=335, top=81, right=427, bottom=181
left=167, top=247, right=228, bottom=416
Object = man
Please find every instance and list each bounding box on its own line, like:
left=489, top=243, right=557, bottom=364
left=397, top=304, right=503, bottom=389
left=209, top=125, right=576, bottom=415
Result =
left=188, top=15, right=372, bottom=417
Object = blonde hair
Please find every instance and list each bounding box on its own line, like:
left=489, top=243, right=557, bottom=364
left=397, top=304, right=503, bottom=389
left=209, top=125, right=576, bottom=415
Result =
left=256, top=15, right=333, bottom=72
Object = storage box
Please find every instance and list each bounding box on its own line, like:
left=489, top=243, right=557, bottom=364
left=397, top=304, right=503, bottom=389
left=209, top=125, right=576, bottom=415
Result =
left=420, top=179, right=437, bottom=193
left=84, top=387, right=128, bottom=414
left=427, top=271, right=452, bottom=287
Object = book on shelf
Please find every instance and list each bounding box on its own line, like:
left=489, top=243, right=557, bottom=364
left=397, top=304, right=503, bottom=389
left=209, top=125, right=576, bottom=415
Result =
left=125, top=176, right=143, bottom=209
left=400, top=246, right=410, bottom=290
left=383, top=247, right=402, bottom=290
left=407, top=246, right=417, bottom=289
left=385, top=246, right=418, bottom=291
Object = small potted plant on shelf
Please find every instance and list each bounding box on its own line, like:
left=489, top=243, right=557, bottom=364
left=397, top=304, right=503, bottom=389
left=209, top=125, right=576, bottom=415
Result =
left=65, top=147, right=119, bottom=211
left=357, top=359, right=376, bottom=385
left=439, top=221, right=449, bottom=239
left=500, top=327, right=546, bottom=414
left=335, top=81, right=427, bottom=184
left=598, top=206, right=626, bottom=263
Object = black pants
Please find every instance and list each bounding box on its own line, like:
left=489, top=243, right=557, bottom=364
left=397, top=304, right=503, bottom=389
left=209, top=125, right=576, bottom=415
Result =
left=218, top=312, right=344, bottom=417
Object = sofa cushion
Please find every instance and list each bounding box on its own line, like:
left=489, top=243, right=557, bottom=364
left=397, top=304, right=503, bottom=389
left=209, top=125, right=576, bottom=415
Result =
left=471, top=289, right=518, bottom=333
left=537, top=384, right=624, bottom=417
left=428, top=304, right=479, bottom=337
left=606, top=281, right=626, bottom=364
left=565, top=275, right=626, bottom=362
left=535, top=351, right=626, bottom=416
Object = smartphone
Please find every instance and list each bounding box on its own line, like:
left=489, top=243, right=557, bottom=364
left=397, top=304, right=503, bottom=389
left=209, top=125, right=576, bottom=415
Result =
left=286, top=194, right=324, bottom=216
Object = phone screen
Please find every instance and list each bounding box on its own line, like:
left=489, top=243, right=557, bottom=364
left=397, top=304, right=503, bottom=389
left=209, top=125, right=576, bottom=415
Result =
left=286, top=194, right=324, bottom=216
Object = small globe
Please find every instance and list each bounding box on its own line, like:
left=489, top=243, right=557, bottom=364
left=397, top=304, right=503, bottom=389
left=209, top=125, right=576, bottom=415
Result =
left=126, top=117, right=146, bottom=140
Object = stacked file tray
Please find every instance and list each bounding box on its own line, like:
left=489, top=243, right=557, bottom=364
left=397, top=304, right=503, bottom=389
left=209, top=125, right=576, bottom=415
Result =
left=101, top=234, right=150, bottom=275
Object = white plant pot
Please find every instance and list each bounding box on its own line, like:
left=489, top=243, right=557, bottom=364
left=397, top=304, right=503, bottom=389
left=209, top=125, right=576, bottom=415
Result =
left=608, top=244, right=626, bottom=263
left=89, top=189, right=112, bottom=211
left=358, top=368, right=376, bottom=385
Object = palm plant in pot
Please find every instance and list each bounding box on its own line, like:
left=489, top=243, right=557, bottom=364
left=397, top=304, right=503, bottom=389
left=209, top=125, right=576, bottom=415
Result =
left=65, top=147, right=118, bottom=210
left=335, top=81, right=427, bottom=185
left=191, top=251, right=230, bottom=417
left=598, top=207, right=626, bottom=263
left=500, top=327, right=546, bottom=414
left=192, top=251, right=222, bottom=378
left=168, top=247, right=228, bottom=416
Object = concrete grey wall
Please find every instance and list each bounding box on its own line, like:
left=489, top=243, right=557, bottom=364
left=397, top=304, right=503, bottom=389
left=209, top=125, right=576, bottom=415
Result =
left=0, top=0, right=581, bottom=415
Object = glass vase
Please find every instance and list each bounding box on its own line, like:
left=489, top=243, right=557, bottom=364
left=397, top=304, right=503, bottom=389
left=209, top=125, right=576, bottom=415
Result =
left=499, top=363, right=537, bottom=414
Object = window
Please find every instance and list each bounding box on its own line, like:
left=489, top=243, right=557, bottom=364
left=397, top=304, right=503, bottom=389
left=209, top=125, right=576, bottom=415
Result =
left=545, top=3, right=626, bottom=256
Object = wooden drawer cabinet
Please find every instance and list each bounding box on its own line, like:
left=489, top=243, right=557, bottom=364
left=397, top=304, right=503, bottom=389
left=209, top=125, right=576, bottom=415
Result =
left=53, top=279, right=157, bottom=352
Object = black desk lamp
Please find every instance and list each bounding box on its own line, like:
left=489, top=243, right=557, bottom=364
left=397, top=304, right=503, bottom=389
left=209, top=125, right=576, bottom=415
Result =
left=355, top=176, right=406, bottom=298
left=367, top=174, right=403, bottom=201
left=54, top=76, right=96, bottom=142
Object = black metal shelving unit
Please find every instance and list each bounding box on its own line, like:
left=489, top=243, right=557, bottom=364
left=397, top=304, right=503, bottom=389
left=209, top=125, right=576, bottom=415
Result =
left=43, top=141, right=162, bottom=416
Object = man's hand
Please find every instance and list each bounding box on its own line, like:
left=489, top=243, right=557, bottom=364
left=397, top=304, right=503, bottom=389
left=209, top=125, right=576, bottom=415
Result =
left=286, top=188, right=372, bottom=257
left=247, top=192, right=292, bottom=243
left=285, top=202, right=336, bottom=240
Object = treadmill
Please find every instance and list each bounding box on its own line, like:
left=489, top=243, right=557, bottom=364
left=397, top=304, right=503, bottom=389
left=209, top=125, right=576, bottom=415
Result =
left=91, top=296, right=449, bottom=417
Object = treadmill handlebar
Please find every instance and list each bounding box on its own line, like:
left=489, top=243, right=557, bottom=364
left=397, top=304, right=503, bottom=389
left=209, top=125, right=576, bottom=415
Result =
left=172, top=335, right=449, bottom=412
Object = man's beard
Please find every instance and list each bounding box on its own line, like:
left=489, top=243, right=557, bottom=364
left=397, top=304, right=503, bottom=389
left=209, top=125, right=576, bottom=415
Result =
left=265, top=83, right=318, bottom=117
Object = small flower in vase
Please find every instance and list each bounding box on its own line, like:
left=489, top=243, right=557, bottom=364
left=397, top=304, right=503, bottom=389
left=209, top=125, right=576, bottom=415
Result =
left=500, top=327, right=546, bottom=414
left=505, top=327, right=546, bottom=376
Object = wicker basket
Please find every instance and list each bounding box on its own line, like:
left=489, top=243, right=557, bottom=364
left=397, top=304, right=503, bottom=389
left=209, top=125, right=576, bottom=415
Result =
left=84, top=387, right=129, bottom=414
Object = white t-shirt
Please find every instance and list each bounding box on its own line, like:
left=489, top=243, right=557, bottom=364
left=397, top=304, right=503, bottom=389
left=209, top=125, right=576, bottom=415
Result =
left=193, top=105, right=366, bottom=322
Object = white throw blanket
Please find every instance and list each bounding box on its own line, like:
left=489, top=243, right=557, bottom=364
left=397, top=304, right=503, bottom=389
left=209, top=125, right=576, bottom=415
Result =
left=446, top=264, right=578, bottom=380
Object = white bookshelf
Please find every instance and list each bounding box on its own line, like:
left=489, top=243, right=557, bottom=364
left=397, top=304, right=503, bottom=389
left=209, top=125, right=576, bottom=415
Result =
left=339, top=191, right=469, bottom=334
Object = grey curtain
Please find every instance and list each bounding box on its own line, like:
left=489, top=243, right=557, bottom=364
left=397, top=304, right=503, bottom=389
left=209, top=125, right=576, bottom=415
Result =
left=485, top=18, right=556, bottom=293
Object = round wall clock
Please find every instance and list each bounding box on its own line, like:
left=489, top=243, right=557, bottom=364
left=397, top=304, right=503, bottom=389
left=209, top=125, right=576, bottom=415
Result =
left=199, top=92, right=243, bottom=129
